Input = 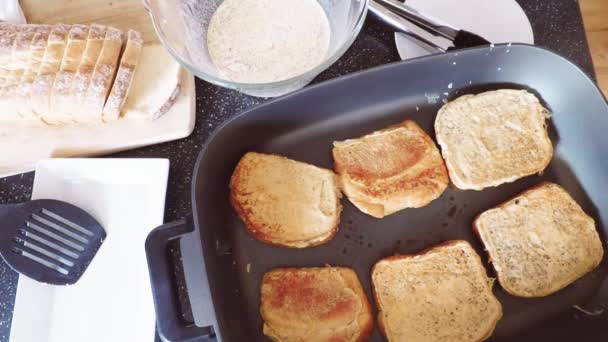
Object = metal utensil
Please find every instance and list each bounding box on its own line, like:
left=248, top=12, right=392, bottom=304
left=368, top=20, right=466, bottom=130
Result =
left=0, top=199, right=105, bottom=285
left=371, top=0, right=490, bottom=49
left=369, top=0, right=446, bottom=52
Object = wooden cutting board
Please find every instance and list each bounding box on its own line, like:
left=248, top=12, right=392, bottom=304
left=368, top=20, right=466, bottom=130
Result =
left=0, top=0, right=196, bottom=177
left=21, top=0, right=159, bottom=43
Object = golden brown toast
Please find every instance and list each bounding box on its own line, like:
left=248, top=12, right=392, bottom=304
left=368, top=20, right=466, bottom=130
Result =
left=333, top=120, right=448, bottom=218
left=474, top=182, right=604, bottom=297
left=230, top=152, right=342, bottom=248
left=372, top=240, right=502, bottom=342
left=260, top=267, right=373, bottom=342
left=435, top=89, right=553, bottom=190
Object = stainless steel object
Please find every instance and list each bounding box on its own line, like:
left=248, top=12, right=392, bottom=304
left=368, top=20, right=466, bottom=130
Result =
left=371, top=0, right=490, bottom=50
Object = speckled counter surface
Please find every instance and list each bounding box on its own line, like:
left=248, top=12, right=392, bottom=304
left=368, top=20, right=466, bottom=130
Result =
left=0, top=1, right=597, bottom=341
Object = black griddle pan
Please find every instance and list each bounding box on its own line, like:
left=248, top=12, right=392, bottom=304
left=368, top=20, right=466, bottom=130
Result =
left=146, top=44, right=608, bottom=342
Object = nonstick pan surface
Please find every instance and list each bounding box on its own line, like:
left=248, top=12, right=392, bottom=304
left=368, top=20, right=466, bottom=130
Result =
left=146, top=44, right=608, bottom=342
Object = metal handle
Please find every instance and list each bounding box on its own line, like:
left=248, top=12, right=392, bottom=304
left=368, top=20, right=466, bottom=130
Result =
left=141, top=0, right=152, bottom=11
left=373, top=0, right=459, bottom=40
left=369, top=0, right=445, bottom=52
left=145, top=218, right=216, bottom=342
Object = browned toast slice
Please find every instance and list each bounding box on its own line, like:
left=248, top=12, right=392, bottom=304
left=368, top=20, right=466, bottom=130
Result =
left=333, top=120, right=449, bottom=218
left=435, top=89, right=553, bottom=190
left=372, top=240, right=502, bottom=342
left=261, top=267, right=373, bottom=342
left=474, top=182, right=604, bottom=297
left=230, top=152, right=342, bottom=248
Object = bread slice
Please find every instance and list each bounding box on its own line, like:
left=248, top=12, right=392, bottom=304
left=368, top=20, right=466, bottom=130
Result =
left=102, top=29, right=143, bottom=121
left=0, top=26, right=26, bottom=84
left=372, top=240, right=502, bottom=342
left=67, top=24, right=106, bottom=122
left=80, top=26, right=123, bottom=122
left=333, top=120, right=449, bottom=218
left=435, top=89, right=553, bottom=190
left=31, top=24, right=71, bottom=122
left=0, top=26, right=21, bottom=121
left=10, top=26, right=40, bottom=119
left=2, top=25, right=36, bottom=90
left=120, top=43, right=182, bottom=120
left=17, top=25, right=51, bottom=84
left=230, top=152, right=342, bottom=248
left=15, top=25, right=52, bottom=120
left=0, top=25, right=37, bottom=121
left=260, top=267, right=373, bottom=342
left=0, top=24, right=21, bottom=89
left=47, top=24, right=90, bottom=123
left=0, top=24, right=18, bottom=63
left=0, top=32, right=13, bottom=89
left=474, top=182, right=604, bottom=298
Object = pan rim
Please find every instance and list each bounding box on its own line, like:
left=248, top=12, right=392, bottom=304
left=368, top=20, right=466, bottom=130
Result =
left=186, top=42, right=608, bottom=340
left=191, top=42, right=607, bottom=206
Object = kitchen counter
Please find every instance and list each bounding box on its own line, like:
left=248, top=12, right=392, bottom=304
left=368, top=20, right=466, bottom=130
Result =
left=0, top=1, right=600, bottom=341
left=581, top=0, right=608, bottom=96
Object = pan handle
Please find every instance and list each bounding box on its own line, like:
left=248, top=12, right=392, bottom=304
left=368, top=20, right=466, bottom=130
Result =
left=146, top=218, right=216, bottom=341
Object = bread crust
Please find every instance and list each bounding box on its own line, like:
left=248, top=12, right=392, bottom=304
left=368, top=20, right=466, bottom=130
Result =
left=115, top=43, right=182, bottom=121
left=82, top=26, right=123, bottom=120
left=68, top=24, right=106, bottom=121
left=49, top=24, right=89, bottom=123
left=333, top=120, right=448, bottom=218
left=102, top=29, right=143, bottom=121
left=1, top=25, right=38, bottom=120
left=260, top=267, right=373, bottom=342
left=474, top=182, right=604, bottom=297
left=371, top=240, right=502, bottom=342
left=435, top=89, right=553, bottom=190
left=15, top=25, right=52, bottom=120
left=230, top=152, right=342, bottom=248
left=32, top=24, right=71, bottom=122
left=0, top=24, right=179, bottom=124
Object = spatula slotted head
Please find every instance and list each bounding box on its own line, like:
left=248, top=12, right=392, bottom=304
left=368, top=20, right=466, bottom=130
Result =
left=0, top=199, right=105, bottom=285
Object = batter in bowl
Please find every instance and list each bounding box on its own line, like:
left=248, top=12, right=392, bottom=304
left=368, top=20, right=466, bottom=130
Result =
left=207, top=0, right=331, bottom=84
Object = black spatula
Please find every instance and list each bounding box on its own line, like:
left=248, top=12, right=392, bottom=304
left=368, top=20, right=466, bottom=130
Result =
left=0, top=199, right=105, bottom=285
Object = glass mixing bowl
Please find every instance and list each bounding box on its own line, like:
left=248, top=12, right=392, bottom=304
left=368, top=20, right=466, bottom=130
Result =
left=143, top=0, right=369, bottom=97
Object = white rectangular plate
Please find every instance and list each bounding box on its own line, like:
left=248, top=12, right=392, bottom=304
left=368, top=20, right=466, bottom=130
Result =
left=9, top=158, right=169, bottom=342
